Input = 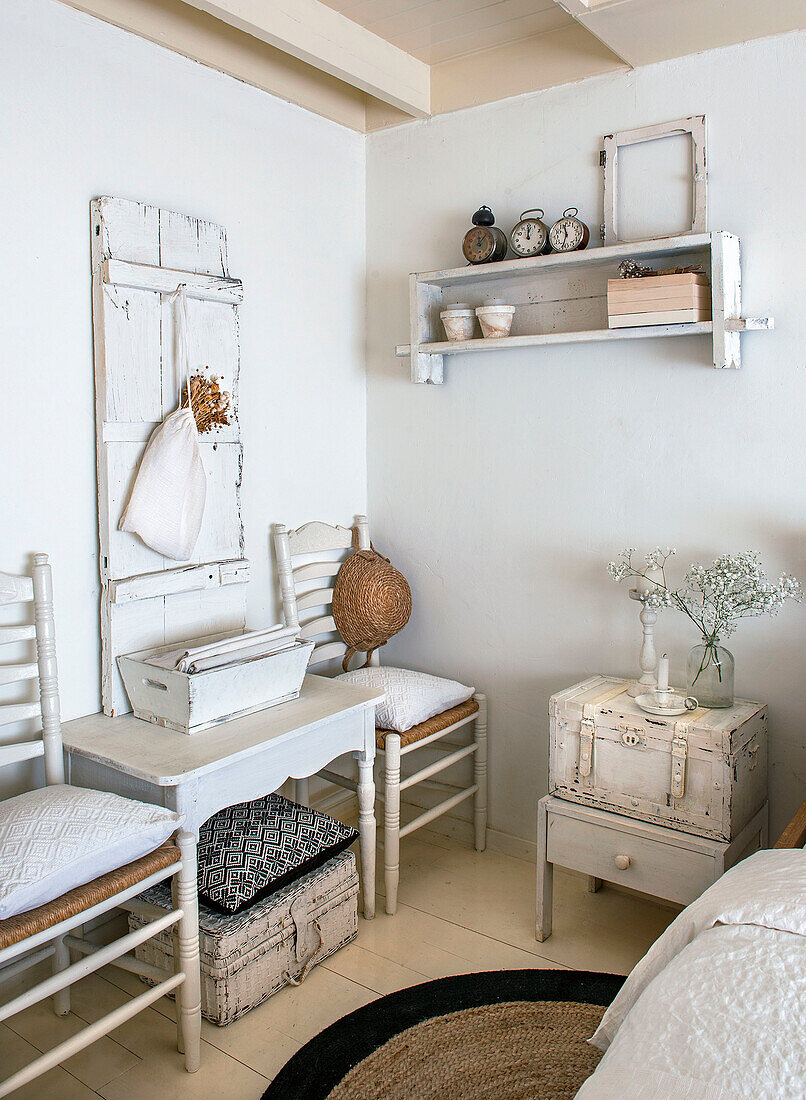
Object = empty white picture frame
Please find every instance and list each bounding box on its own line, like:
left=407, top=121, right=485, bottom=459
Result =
left=601, top=116, right=708, bottom=245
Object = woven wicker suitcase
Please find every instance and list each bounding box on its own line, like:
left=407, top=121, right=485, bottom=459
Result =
left=129, top=850, right=358, bottom=1025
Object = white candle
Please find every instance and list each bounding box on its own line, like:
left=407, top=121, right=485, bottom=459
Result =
left=636, top=565, right=664, bottom=596
left=657, top=654, right=670, bottom=694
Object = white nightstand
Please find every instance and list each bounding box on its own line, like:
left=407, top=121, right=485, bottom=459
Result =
left=536, top=676, right=769, bottom=941
left=536, top=794, right=768, bottom=940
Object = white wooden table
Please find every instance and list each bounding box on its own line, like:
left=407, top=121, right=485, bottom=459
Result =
left=61, top=675, right=384, bottom=924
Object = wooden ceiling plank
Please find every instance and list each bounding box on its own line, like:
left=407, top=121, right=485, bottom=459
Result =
left=335, top=0, right=418, bottom=23
left=181, top=0, right=431, bottom=115
left=378, top=0, right=559, bottom=45
left=406, top=9, right=573, bottom=63
left=427, top=21, right=627, bottom=117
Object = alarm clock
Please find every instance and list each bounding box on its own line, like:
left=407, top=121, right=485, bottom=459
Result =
left=548, top=208, right=590, bottom=253
left=462, top=206, right=508, bottom=265
left=509, top=209, right=551, bottom=257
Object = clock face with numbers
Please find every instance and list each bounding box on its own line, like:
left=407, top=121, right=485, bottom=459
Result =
left=462, top=225, right=507, bottom=264
left=463, top=226, right=496, bottom=263
left=510, top=210, right=549, bottom=257
left=548, top=208, right=590, bottom=253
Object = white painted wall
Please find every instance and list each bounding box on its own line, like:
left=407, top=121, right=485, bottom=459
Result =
left=3, top=2, right=804, bottom=849
left=0, top=0, right=365, bottom=792
left=366, top=32, right=806, bottom=843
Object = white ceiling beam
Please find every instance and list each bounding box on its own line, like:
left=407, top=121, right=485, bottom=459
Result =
left=559, top=0, right=806, bottom=69
left=181, top=0, right=431, bottom=117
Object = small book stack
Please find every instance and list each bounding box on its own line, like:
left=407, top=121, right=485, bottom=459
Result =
left=607, top=273, right=712, bottom=328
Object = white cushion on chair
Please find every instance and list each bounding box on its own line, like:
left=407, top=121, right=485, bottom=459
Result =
left=336, top=666, right=474, bottom=733
left=0, top=785, right=182, bottom=920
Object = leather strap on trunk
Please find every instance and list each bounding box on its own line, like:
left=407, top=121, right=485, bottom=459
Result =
left=578, top=681, right=631, bottom=777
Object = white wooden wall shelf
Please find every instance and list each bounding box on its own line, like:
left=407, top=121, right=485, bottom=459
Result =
left=395, top=232, right=773, bottom=384
left=91, top=197, right=249, bottom=716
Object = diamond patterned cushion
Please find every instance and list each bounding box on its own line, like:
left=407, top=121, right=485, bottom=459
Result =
left=0, top=785, right=182, bottom=920
left=336, top=666, right=475, bottom=733
left=196, top=794, right=358, bottom=915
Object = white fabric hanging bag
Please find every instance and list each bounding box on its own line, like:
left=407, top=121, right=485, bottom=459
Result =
left=119, top=286, right=207, bottom=561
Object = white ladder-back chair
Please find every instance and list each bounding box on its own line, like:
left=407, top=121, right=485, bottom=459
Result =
left=274, top=517, right=487, bottom=915
left=0, top=555, right=201, bottom=1096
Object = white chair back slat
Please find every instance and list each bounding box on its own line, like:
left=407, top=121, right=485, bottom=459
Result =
left=0, top=626, right=36, bottom=646
left=0, top=741, right=45, bottom=767
left=292, top=562, right=343, bottom=584
left=309, top=640, right=348, bottom=667
left=287, top=521, right=353, bottom=556
left=0, top=573, right=34, bottom=605
left=299, top=614, right=337, bottom=641
left=0, top=663, right=38, bottom=687
left=0, top=703, right=42, bottom=727
left=295, top=588, right=336, bottom=613
left=0, top=555, right=64, bottom=785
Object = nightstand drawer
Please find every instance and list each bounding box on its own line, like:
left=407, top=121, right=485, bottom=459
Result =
left=546, top=801, right=719, bottom=906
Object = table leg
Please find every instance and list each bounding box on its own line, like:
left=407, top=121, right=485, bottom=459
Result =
left=172, top=829, right=202, bottom=1073
left=536, top=797, right=553, bottom=942
left=355, top=753, right=376, bottom=920
left=294, top=778, right=310, bottom=806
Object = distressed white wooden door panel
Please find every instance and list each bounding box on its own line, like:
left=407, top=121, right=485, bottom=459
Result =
left=97, top=197, right=159, bottom=264
left=101, top=287, right=162, bottom=422
left=104, top=442, right=168, bottom=580
left=92, top=196, right=249, bottom=716
left=159, top=207, right=227, bottom=275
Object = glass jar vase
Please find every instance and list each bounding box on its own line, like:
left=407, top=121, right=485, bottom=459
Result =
left=686, top=637, right=734, bottom=708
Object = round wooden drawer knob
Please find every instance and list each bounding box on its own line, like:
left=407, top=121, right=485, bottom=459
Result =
left=614, top=854, right=631, bottom=870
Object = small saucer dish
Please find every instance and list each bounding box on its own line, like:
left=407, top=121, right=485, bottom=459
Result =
left=635, top=693, right=698, bottom=717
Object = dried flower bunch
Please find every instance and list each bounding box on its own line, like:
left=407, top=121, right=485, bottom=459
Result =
left=608, top=548, right=802, bottom=642
left=181, top=371, right=231, bottom=434
left=617, top=259, right=706, bottom=280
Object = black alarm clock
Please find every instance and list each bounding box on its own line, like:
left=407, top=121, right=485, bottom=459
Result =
left=462, top=206, right=508, bottom=265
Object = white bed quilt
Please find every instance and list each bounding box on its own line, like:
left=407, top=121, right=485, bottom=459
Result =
left=577, top=849, right=806, bottom=1100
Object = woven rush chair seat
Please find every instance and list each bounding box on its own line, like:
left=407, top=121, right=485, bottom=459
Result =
left=376, top=698, right=479, bottom=750
left=0, top=843, right=180, bottom=951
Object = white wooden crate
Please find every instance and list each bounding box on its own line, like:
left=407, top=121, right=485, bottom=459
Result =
left=549, top=676, right=767, bottom=841
left=118, top=634, right=314, bottom=734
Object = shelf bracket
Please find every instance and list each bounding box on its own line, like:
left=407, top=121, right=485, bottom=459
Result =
left=725, top=318, right=774, bottom=332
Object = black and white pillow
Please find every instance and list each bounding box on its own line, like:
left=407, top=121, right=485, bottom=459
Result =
left=197, top=794, right=358, bottom=914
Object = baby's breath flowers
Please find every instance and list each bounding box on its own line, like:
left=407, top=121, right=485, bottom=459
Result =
left=607, top=548, right=802, bottom=638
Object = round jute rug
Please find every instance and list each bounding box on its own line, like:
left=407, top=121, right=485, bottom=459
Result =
left=263, top=969, right=623, bottom=1100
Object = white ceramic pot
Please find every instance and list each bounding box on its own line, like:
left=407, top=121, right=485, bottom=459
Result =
left=475, top=303, right=515, bottom=338
left=440, top=304, right=476, bottom=342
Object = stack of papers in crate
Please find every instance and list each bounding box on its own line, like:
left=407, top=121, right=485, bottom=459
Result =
left=144, top=624, right=299, bottom=674
left=607, top=273, right=712, bottom=328
left=120, top=625, right=314, bottom=734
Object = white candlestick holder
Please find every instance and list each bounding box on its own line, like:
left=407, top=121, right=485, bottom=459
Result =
left=626, top=588, right=658, bottom=698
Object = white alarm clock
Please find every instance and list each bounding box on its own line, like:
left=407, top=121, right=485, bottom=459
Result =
left=509, top=209, right=551, bottom=258
left=548, top=208, right=590, bottom=253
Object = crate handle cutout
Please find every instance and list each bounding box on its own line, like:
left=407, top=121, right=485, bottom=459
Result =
left=143, top=678, right=169, bottom=692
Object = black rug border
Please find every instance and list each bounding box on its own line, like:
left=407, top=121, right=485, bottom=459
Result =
left=262, top=968, right=625, bottom=1100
